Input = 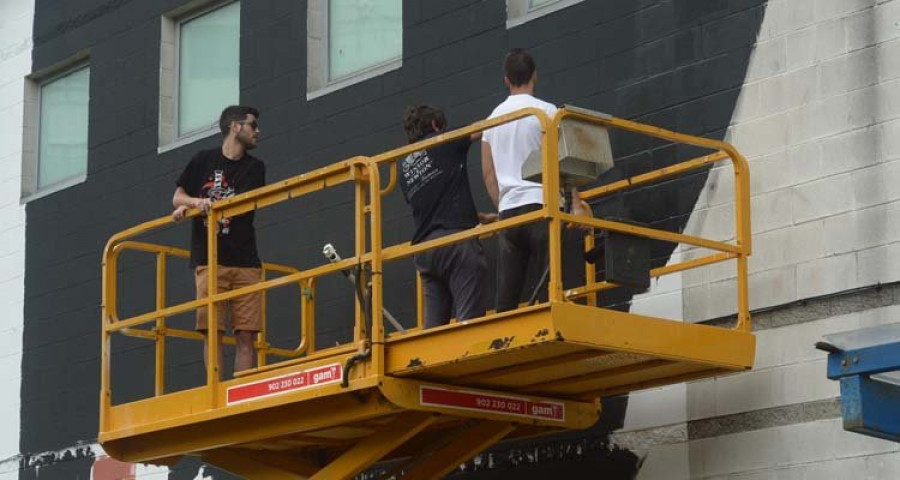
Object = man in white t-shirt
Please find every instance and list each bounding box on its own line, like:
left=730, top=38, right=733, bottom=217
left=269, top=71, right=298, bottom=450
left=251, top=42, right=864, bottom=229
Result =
left=481, top=49, right=558, bottom=312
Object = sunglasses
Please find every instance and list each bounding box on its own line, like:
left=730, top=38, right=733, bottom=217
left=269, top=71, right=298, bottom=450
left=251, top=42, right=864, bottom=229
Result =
left=236, top=119, right=259, bottom=130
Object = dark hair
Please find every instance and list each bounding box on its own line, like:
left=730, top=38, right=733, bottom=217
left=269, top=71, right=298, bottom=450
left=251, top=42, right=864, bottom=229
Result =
left=402, top=104, right=447, bottom=143
left=504, top=48, right=536, bottom=87
left=219, top=105, right=260, bottom=136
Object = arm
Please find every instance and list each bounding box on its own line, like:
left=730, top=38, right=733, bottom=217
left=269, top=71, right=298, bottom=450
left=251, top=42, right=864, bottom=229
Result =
left=481, top=141, right=499, bottom=209
left=173, top=186, right=211, bottom=210
left=171, top=186, right=210, bottom=221
left=568, top=188, right=594, bottom=232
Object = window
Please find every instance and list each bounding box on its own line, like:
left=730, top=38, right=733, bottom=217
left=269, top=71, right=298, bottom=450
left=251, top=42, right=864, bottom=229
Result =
left=307, top=0, right=402, bottom=98
left=159, top=1, right=239, bottom=150
left=22, top=64, right=90, bottom=200
left=507, top=0, right=584, bottom=28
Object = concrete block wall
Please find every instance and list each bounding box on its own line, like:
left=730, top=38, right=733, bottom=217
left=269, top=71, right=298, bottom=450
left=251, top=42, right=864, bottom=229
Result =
left=0, top=0, right=30, bottom=478
left=614, top=1, right=900, bottom=478
left=677, top=0, right=900, bottom=321
left=615, top=298, right=900, bottom=479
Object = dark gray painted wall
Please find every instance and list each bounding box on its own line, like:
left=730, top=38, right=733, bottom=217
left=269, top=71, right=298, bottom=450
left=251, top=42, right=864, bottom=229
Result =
left=22, top=0, right=765, bottom=477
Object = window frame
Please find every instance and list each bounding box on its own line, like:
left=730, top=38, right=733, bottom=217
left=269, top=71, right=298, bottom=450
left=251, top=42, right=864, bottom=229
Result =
left=506, top=0, right=584, bottom=28
left=306, top=0, right=403, bottom=100
left=22, top=58, right=91, bottom=203
left=159, top=0, right=239, bottom=153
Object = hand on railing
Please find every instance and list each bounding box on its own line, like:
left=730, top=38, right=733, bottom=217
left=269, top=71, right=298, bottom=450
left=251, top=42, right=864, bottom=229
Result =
left=171, top=205, right=189, bottom=222
left=477, top=212, right=499, bottom=224
left=568, top=189, right=594, bottom=232
left=171, top=198, right=212, bottom=222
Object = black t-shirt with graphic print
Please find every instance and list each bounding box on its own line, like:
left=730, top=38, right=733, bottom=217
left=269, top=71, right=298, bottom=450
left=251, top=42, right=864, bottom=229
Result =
left=399, top=133, right=479, bottom=244
left=176, top=148, right=266, bottom=268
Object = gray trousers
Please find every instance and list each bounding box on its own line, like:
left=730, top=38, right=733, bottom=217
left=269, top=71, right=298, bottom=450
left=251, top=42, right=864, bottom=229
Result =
left=497, top=203, right=548, bottom=312
left=414, top=229, right=487, bottom=328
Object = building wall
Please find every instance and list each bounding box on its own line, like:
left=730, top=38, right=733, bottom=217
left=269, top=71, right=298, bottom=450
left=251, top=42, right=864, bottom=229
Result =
left=0, top=0, right=31, bottom=478
left=616, top=1, right=900, bottom=479
left=8, top=0, right=900, bottom=478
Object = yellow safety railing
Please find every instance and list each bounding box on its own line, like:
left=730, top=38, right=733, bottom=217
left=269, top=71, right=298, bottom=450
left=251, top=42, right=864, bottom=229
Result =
left=106, top=241, right=310, bottom=391
left=100, top=157, right=372, bottom=430
left=100, top=106, right=751, bottom=431
left=371, top=107, right=752, bottom=332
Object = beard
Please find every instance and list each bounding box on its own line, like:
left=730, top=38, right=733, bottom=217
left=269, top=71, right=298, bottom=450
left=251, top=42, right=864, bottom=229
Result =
left=238, top=132, right=257, bottom=150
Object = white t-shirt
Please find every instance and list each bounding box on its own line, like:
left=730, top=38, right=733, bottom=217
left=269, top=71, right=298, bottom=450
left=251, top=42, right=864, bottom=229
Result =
left=482, top=94, right=558, bottom=212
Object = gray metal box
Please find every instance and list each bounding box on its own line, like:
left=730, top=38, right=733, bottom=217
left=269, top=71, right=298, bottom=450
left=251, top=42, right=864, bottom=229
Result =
left=522, top=105, right=615, bottom=188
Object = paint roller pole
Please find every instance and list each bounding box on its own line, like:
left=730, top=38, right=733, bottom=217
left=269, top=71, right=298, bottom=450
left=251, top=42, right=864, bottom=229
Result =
left=322, top=244, right=406, bottom=334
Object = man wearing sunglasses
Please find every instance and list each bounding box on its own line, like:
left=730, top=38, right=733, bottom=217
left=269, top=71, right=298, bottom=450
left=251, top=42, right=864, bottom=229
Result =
left=172, top=105, right=266, bottom=378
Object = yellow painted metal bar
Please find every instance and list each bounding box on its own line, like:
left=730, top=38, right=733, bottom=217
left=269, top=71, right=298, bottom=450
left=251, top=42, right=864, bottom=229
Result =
left=726, top=145, right=753, bottom=331
left=108, top=255, right=362, bottom=332
left=155, top=253, right=167, bottom=397
left=402, top=421, right=515, bottom=480
left=123, top=325, right=303, bottom=359
left=111, top=241, right=307, bottom=360
left=234, top=344, right=357, bottom=378
left=368, top=161, right=386, bottom=377
left=206, top=208, right=220, bottom=404
left=545, top=110, right=563, bottom=303
left=380, top=161, right=398, bottom=196
left=116, top=241, right=190, bottom=258
left=213, top=159, right=360, bottom=218
left=557, top=106, right=751, bottom=328
left=100, top=320, right=111, bottom=432
left=579, top=151, right=729, bottom=201
left=565, top=252, right=737, bottom=300
left=381, top=210, right=545, bottom=262
left=258, top=267, right=268, bottom=369
left=370, top=108, right=551, bottom=166
left=736, top=254, right=751, bottom=331
left=301, top=278, right=316, bottom=354
left=558, top=108, right=751, bottom=257
left=308, top=412, right=437, bottom=480
left=354, top=162, right=368, bottom=345
left=557, top=212, right=741, bottom=254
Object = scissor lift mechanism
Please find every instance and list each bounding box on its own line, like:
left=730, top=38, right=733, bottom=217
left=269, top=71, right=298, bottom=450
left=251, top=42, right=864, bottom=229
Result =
left=99, top=107, right=755, bottom=479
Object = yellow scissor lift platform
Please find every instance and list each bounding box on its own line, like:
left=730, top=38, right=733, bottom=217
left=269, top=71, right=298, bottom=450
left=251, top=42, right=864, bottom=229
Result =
left=99, top=107, right=755, bottom=479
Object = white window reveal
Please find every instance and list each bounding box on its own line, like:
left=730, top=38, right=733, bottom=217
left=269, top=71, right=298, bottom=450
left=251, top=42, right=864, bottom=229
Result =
left=507, top=0, right=584, bottom=28
left=307, top=0, right=402, bottom=99
left=22, top=63, right=90, bottom=201
left=160, top=1, right=240, bottom=151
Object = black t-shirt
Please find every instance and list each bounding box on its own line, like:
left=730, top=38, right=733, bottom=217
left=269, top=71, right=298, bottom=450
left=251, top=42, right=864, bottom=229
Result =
left=399, top=133, right=479, bottom=244
left=176, top=148, right=266, bottom=268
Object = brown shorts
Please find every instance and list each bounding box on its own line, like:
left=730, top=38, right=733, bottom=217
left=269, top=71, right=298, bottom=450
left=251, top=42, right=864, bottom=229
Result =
left=195, top=265, right=262, bottom=332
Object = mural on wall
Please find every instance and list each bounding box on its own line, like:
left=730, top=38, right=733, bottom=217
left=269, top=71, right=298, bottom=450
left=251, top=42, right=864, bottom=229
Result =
left=18, top=0, right=767, bottom=478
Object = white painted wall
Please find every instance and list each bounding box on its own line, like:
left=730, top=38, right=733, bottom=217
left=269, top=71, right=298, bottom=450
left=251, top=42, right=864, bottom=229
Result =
left=681, top=0, right=900, bottom=321
left=0, top=0, right=31, bottom=476
left=619, top=1, right=900, bottom=478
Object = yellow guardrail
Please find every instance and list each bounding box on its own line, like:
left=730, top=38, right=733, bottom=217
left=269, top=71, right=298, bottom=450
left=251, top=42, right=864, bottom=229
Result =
left=99, top=106, right=751, bottom=430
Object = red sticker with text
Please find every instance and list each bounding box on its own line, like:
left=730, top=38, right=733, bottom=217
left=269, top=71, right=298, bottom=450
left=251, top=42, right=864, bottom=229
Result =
left=226, top=363, right=343, bottom=405
left=420, top=386, right=565, bottom=421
